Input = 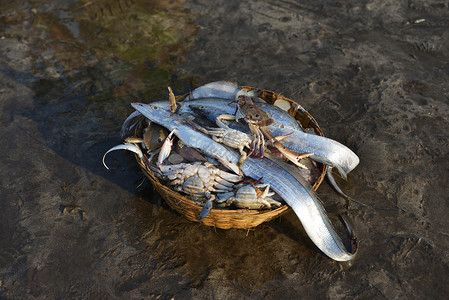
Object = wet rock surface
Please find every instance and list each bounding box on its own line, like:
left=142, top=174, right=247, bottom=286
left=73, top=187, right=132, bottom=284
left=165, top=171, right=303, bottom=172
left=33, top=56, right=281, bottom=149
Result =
left=1, top=0, right=449, bottom=298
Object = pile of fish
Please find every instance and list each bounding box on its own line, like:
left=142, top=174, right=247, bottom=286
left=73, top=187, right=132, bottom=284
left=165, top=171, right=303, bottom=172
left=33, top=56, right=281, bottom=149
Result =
left=103, top=81, right=359, bottom=261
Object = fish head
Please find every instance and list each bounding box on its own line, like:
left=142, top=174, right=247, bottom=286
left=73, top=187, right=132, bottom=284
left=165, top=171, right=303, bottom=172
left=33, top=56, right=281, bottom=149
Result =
left=131, top=102, right=192, bottom=133
left=131, top=102, right=172, bottom=121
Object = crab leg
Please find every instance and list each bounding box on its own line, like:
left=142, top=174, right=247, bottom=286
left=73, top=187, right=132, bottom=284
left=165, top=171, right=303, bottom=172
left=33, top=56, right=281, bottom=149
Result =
left=248, top=124, right=266, bottom=158
left=257, top=127, right=265, bottom=157
left=248, top=124, right=259, bottom=157
left=254, top=183, right=276, bottom=197
left=120, top=110, right=143, bottom=139
left=257, top=184, right=276, bottom=199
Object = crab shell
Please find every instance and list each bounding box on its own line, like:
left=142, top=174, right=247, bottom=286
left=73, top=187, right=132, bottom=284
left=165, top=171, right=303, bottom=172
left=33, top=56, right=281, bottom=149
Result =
left=160, top=162, right=242, bottom=198
left=237, top=95, right=274, bottom=126
left=227, top=184, right=281, bottom=209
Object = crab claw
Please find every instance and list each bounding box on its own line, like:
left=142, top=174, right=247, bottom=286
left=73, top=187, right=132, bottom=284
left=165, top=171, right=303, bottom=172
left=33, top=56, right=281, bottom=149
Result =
left=281, top=148, right=314, bottom=169
left=214, top=155, right=244, bottom=176
left=216, top=169, right=243, bottom=183
left=260, top=127, right=313, bottom=169
left=156, top=128, right=176, bottom=166
left=197, top=193, right=215, bottom=220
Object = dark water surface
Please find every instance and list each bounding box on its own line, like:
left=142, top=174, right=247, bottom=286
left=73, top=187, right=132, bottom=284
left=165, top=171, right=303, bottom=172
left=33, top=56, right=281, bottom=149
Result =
left=1, top=0, right=449, bottom=298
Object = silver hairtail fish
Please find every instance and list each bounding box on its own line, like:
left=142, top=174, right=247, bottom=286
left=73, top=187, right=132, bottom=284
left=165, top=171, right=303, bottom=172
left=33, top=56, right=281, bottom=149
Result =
left=131, top=102, right=356, bottom=261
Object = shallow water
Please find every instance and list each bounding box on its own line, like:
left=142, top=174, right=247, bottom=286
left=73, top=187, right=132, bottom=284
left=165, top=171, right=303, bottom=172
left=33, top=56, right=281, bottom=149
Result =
left=1, top=0, right=449, bottom=298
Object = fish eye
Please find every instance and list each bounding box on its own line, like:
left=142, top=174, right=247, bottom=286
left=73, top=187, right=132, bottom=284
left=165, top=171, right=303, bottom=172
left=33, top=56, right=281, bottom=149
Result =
left=249, top=106, right=254, bottom=109
left=199, top=105, right=205, bottom=109
left=150, top=105, right=159, bottom=110
left=255, top=114, right=260, bottom=118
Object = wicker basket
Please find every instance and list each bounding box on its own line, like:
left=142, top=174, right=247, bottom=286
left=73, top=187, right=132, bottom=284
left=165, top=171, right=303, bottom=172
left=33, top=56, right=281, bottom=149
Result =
left=134, top=86, right=327, bottom=229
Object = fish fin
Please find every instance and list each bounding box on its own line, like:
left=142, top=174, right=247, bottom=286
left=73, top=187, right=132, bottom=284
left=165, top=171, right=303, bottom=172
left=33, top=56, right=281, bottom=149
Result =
left=327, top=167, right=349, bottom=197
left=338, top=215, right=358, bottom=255
left=335, top=165, right=348, bottom=180
left=168, top=86, right=178, bottom=113
left=120, top=111, right=143, bottom=139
